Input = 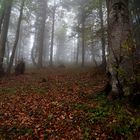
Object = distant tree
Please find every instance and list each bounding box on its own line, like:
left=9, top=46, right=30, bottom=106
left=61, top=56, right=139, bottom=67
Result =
left=0, top=0, right=6, bottom=32
left=81, top=5, right=86, bottom=67
left=76, top=0, right=88, bottom=67
left=99, top=0, right=106, bottom=69
left=43, top=24, right=50, bottom=65
left=15, top=0, right=34, bottom=65
left=15, top=59, right=25, bottom=75
left=37, top=0, right=47, bottom=68
left=6, top=0, right=25, bottom=74
left=49, top=0, right=56, bottom=67
left=55, top=24, right=66, bottom=63
left=0, top=0, right=13, bottom=75
left=32, top=0, right=48, bottom=68
left=61, top=0, right=105, bottom=66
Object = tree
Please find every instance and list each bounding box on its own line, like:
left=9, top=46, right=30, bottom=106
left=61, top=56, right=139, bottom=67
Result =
left=81, top=6, right=86, bottom=67
left=6, top=0, right=25, bottom=74
left=0, top=0, right=13, bottom=75
left=49, top=0, right=56, bottom=67
left=130, top=0, right=140, bottom=58
left=32, top=0, right=48, bottom=68
left=37, top=0, right=47, bottom=68
left=75, top=0, right=88, bottom=67
left=99, top=0, right=106, bottom=69
left=106, top=0, right=133, bottom=97
left=55, top=24, right=67, bottom=63
left=0, top=0, right=6, bottom=32
left=61, top=0, right=105, bottom=66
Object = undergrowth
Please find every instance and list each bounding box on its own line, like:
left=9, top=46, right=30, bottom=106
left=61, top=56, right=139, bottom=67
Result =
left=73, top=93, right=140, bottom=139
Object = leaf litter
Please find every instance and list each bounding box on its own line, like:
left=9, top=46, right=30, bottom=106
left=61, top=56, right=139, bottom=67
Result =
left=0, top=68, right=139, bottom=139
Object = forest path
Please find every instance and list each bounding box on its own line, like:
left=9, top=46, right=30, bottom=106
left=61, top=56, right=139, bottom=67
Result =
left=0, top=68, right=139, bottom=139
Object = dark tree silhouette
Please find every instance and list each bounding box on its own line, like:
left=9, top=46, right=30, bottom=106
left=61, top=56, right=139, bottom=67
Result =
left=15, top=59, right=25, bottom=75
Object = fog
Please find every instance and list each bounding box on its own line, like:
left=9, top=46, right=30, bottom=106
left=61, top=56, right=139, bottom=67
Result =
left=2, top=0, right=107, bottom=70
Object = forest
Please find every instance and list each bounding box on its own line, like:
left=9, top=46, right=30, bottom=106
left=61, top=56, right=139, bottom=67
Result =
left=0, top=0, right=140, bottom=139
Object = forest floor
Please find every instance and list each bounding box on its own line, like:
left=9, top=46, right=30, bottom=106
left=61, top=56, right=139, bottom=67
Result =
left=0, top=67, right=140, bottom=140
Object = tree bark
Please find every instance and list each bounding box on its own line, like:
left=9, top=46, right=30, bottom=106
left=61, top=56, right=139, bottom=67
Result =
left=107, top=0, right=132, bottom=97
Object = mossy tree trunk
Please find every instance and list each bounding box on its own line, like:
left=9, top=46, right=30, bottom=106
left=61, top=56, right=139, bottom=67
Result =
left=107, top=0, right=133, bottom=97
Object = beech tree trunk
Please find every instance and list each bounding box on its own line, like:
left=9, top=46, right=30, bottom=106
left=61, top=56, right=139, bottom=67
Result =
left=107, top=0, right=132, bottom=97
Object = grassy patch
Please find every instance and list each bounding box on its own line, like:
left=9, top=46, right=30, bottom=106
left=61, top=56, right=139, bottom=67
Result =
left=0, top=87, right=17, bottom=94
left=72, top=92, right=140, bottom=139
left=81, top=124, right=90, bottom=140
left=0, top=126, right=33, bottom=139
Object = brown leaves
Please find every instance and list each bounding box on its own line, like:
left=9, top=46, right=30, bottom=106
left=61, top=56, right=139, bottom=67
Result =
left=0, top=69, right=105, bottom=139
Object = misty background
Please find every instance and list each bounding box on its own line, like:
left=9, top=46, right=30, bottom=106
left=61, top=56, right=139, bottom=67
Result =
left=0, top=0, right=139, bottom=73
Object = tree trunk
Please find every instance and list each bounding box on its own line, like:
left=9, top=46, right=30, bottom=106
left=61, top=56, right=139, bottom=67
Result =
left=0, top=0, right=6, bottom=32
left=31, top=46, right=38, bottom=67
left=43, top=25, right=50, bottom=66
left=131, top=0, right=140, bottom=58
left=0, top=0, right=13, bottom=74
left=37, top=0, right=47, bottom=68
left=107, top=0, right=132, bottom=97
left=99, top=0, right=106, bottom=70
left=50, top=0, right=56, bottom=67
left=32, top=15, right=39, bottom=67
left=5, top=40, right=10, bottom=65
left=31, top=0, right=48, bottom=68
left=76, top=36, right=80, bottom=65
left=81, top=11, right=85, bottom=67
left=6, top=0, right=25, bottom=74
